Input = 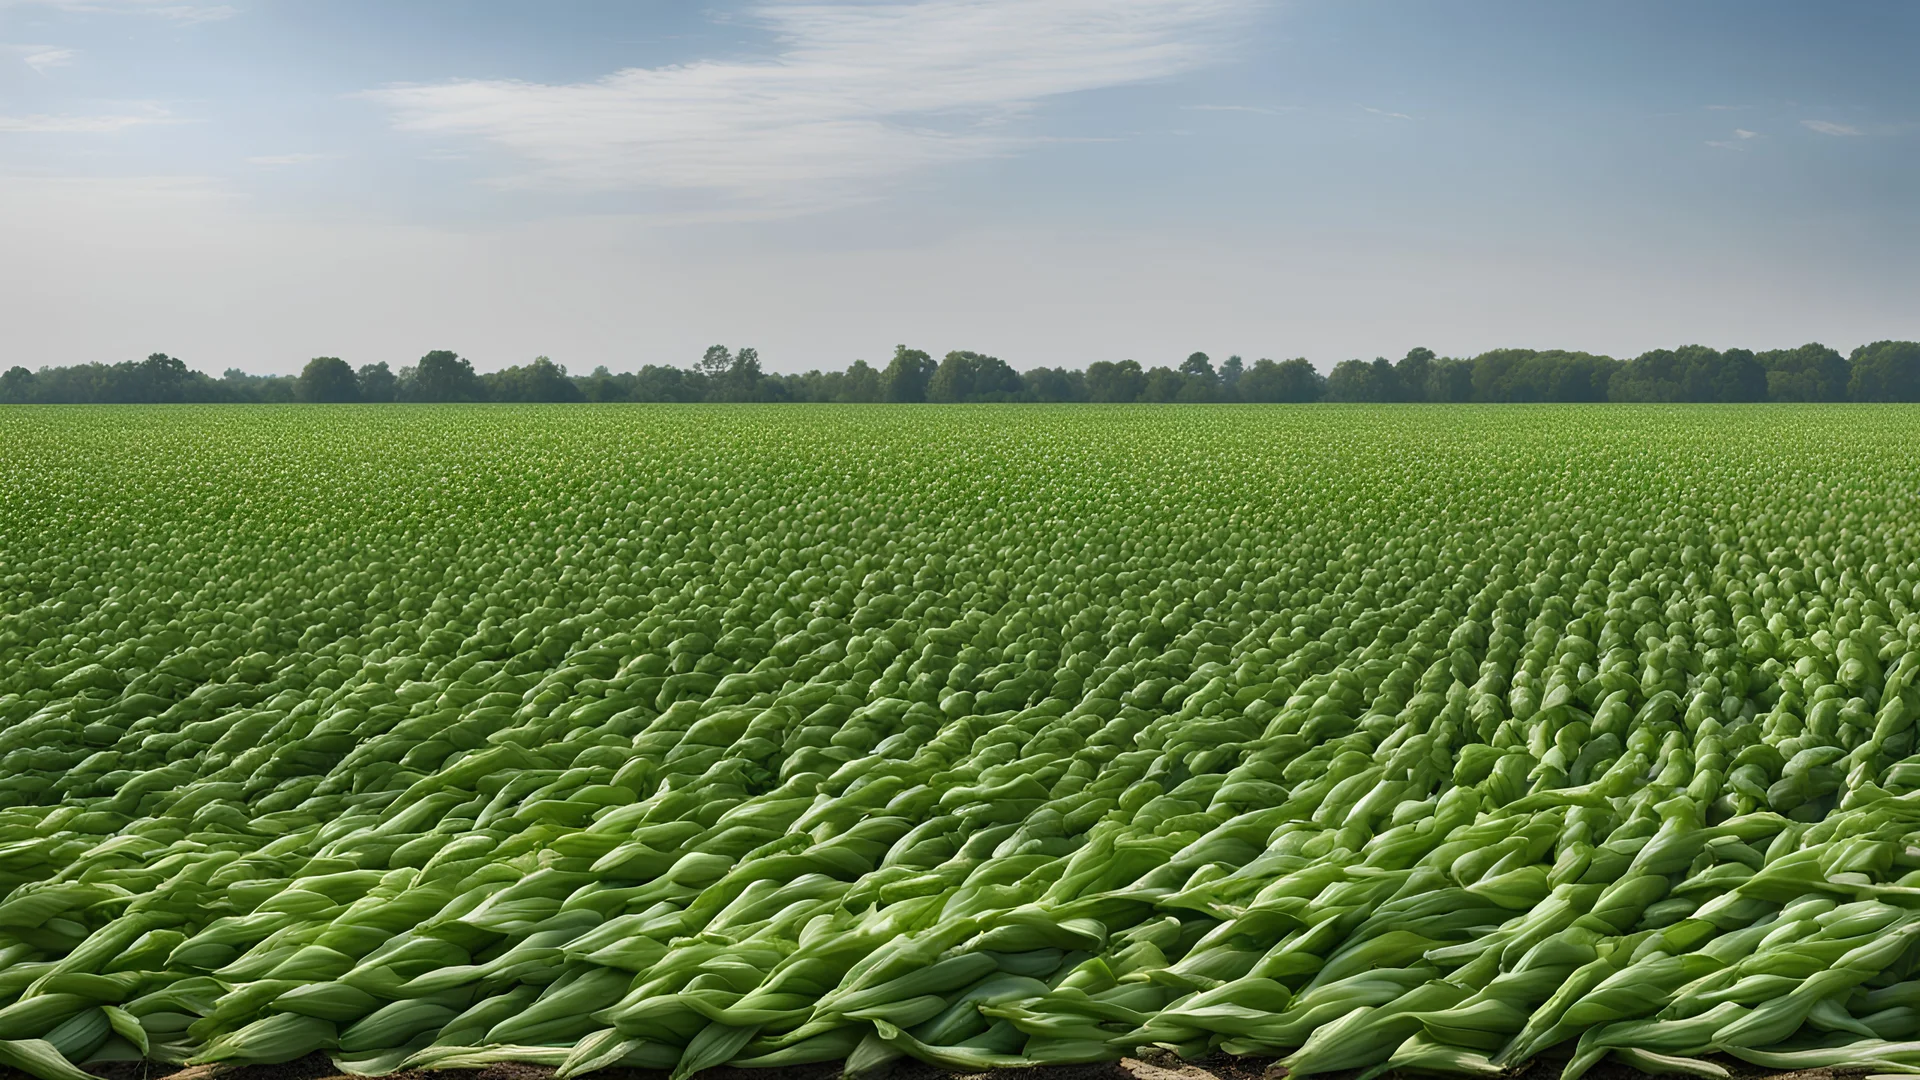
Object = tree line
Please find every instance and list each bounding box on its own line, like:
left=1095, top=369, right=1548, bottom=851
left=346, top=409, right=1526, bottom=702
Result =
left=6, top=341, right=1920, bottom=405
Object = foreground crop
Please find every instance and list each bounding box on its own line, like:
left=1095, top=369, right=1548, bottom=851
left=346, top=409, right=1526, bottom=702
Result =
left=4, top=404, right=1920, bottom=1079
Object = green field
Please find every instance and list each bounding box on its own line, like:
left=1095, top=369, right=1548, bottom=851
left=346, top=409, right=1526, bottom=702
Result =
left=5, top=404, right=1920, bottom=1078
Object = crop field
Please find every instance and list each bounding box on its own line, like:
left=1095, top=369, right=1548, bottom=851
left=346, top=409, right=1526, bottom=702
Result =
left=7, top=404, right=1920, bottom=1080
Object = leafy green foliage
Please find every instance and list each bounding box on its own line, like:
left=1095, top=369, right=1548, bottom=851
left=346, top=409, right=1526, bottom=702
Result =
left=297, top=359, right=362, bottom=404
left=10, top=342, right=1920, bottom=405
left=3, top=405, right=1920, bottom=1076
left=928, top=353, right=1023, bottom=404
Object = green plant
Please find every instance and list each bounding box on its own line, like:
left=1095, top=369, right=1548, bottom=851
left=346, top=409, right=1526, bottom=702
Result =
left=0, top=404, right=1918, bottom=1077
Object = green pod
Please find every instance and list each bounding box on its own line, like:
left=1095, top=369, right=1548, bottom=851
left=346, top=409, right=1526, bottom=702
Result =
left=1384, top=1032, right=1504, bottom=1076
left=192, top=1013, right=337, bottom=1065
left=1410, top=997, right=1529, bottom=1051
left=906, top=974, right=1054, bottom=1046
left=0, top=1038, right=98, bottom=1080
left=101, top=1006, right=147, bottom=1057
left=41, top=1008, right=110, bottom=1062
left=828, top=951, right=1000, bottom=1015
left=431, top=984, right=540, bottom=1047
left=731, top=1026, right=865, bottom=1068
left=484, top=967, right=631, bottom=1044
left=555, top=1028, right=681, bottom=1076
left=271, top=981, right=382, bottom=1023
left=1282, top=979, right=1473, bottom=1075
left=669, top=1021, right=762, bottom=1080
left=870, top=1018, right=1032, bottom=1072
left=0, top=996, right=90, bottom=1042
left=338, top=999, right=459, bottom=1053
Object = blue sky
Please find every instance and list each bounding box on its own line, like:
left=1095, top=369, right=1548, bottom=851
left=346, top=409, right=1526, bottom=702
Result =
left=1, top=0, right=1915, bottom=376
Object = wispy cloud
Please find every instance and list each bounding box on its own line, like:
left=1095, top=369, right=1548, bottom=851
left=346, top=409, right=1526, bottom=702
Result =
left=0, top=103, right=178, bottom=132
left=0, top=0, right=237, bottom=21
left=247, top=152, right=330, bottom=167
left=1360, top=105, right=1413, bottom=121
left=3, top=44, right=77, bottom=72
left=368, top=0, right=1259, bottom=216
left=1802, top=119, right=1862, bottom=136
left=1706, top=128, right=1760, bottom=150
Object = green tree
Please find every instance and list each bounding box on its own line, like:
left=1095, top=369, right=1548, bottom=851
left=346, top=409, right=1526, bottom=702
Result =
left=1606, top=349, right=1678, bottom=402
left=1370, top=358, right=1399, bottom=401
left=1085, top=360, right=1145, bottom=403
left=1021, top=367, right=1086, bottom=402
left=1327, top=359, right=1388, bottom=402
left=881, top=346, right=937, bottom=403
left=1173, top=353, right=1218, bottom=402
left=697, top=345, right=733, bottom=380
left=1395, top=348, right=1435, bottom=402
left=1427, top=358, right=1474, bottom=402
left=1174, top=376, right=1214, bottom=402
left=1469, top=349, right=1615, bottom=402
left=1709, top=348, right=1769, bottom=402
left=721, top=346, right=765, bottom=402
left=221, top=367, right=297, bottom=402
left=1140, top=366, right=1185, bottom=403
left=1543, top=353, right=1617, bottom=402
left=1607, top=345, right=1763, bottom=403
left=633, top=365, right=703, bottom=402
left=1675, top=346, right=1727, bottom=401
left=838, top=360, right=883, bottom=403
left=296, top=357, right=360, bottom=403
left=1471, top=349, right=1543, bottom=402
left=486, top=356, right=583, bottom=402
left=132, top=353, right=192, bottom=403
left=1239, top=358, right=1324, bottom=403
left=0, top=366, right=36, bottom=404
left=1180, top=352, right=1216, bottom=379
left=929, top=351, right=1022, bottom=403
left=577, top=366, right=622, bottom=402
left=407, top=350, right=484, bottom=402
left=1849, top=341, right=1920, bottom=402
left=1760, top=343, right=1849, bottom=401
left=1219, top=355, right=1245, bottom=395
left=357, top=362, right=398, bottom=403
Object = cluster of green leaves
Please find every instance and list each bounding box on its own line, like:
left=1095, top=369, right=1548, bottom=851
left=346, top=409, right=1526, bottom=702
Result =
left=4, top=405, right=1920, bottom=1079
left=1325, top=342, right=1920, bottom=404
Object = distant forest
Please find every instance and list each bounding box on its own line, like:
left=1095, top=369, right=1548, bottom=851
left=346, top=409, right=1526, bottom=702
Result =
left=7, top=341, right=1920, bottom=404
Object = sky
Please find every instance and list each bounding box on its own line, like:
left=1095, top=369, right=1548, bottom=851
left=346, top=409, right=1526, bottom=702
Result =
left=0, top=0, right=1916, bottom=377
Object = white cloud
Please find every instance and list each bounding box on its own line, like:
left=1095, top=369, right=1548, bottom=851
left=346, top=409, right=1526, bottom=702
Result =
left=25, top=46, right=74, bottom=70
left=2, top=44, right=77, bottom=72
left=0, top=0, right=237, bottom=21
left=0, top=103, right=177, bottom=132
left=1734, top=129, right=1757, bottom=139
left=1360, top=105, right=1413, bottom=121
left=1802, top=119, right=1862, bottom=136
left=368, top=0, right=1260, bottom=215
